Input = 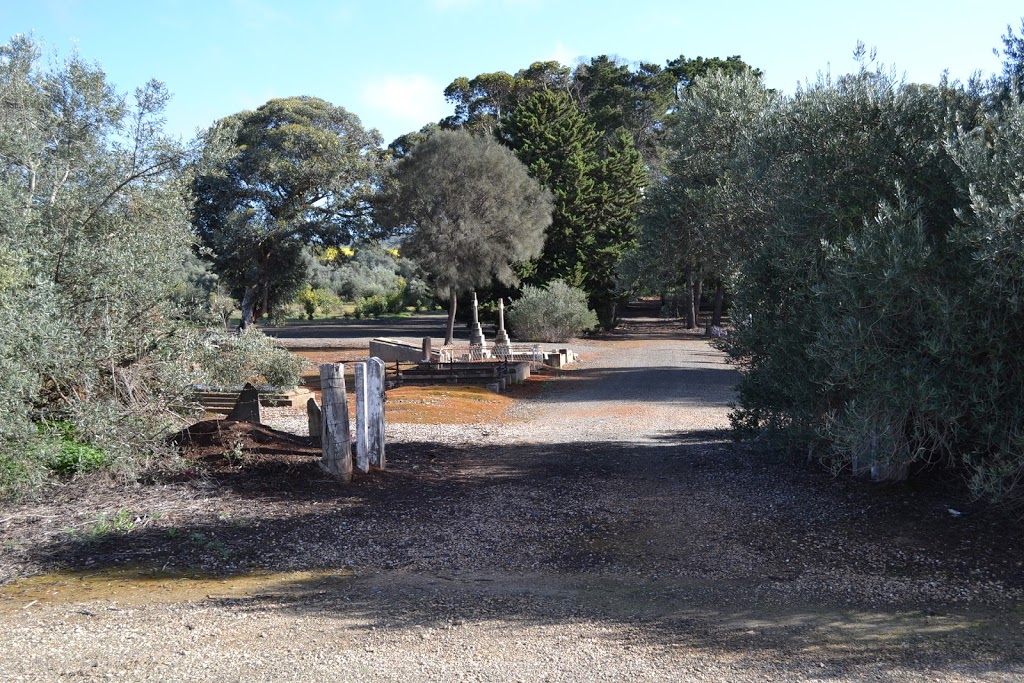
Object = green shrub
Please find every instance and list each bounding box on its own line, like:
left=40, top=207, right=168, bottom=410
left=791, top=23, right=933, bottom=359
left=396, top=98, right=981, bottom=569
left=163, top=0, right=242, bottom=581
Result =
left=0, top=38, right=204, bottom=499
left=0, top=449, right=48, bottom=501
left=507, top=280, right=598, bottom=342
left=299, top=287, right=318, bottom=320
left=195, top=330, right=307, bottom=389
left=295, top=286, right=346, bottom=320
left=40, top=422, right=110, bottom=475
left=717, top=57, right=1024, bottom=504
left=385, top=278, right=408, bottom=313
left=355, top=295, right=389, bottom=318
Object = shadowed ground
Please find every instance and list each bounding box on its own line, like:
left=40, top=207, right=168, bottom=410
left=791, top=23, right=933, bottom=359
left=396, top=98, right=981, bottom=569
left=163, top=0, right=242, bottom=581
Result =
left=1, top=308, right=1022, bottom=681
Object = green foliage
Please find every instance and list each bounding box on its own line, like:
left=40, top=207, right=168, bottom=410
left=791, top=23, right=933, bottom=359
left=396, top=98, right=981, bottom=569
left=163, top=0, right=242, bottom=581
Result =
left=40, top=422, right=111, bottom=476
left=440, top=54, right=759, bottom=170
left=574, top=54, right=760, bottom=167
left=502, top=90, right=645, bottom=329
left=352, top=289, right=408, bottom=317
left=435, top=53, right=761, bottom=331
left=375, top=129, right=553, bottom=343
left=0, top=35, right=202, bottom=497
left=355, top=295, right=389, bottom=318
left=305, top=243, right=429, bottom=306
left=86, top=509, right=137, bottom=537
left=507, top=280, right=598, bottom=342
left=0, top=449, right=48, bottom=502
left=686, top=45, right=1024, bottom=504
left=299, top=286, right=319, bottom=319
left=996, top=19, right=1024, bottom=105
left=441, top=62, right=570, bottom=134
left=194, top=330, right=307, bottom=390
left=191, top=96, right=387, bottom=328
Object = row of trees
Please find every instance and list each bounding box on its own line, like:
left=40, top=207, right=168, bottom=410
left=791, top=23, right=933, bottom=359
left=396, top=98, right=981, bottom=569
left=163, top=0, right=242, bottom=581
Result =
left=429, top=55, right=755, bottom=328
left=190, top=53, right=760, bottom=340
left=631, top=25, right=1024, bottom=503
left=5, top=34, right=746, bottom=494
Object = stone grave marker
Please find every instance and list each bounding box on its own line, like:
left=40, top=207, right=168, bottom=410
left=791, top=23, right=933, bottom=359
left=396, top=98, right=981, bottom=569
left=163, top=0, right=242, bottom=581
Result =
left=227, top=383, right=261, bottom=423
left=494, top=297, right=511, bottom=348
left=306, top=396, right=322, bottom=440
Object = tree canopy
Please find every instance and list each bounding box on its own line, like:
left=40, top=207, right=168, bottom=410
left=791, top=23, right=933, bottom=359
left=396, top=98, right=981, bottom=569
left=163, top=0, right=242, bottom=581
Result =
left=501, top=89, right=645, bottom=328
left=375, top=129, right=553, bottom=344
left=631, top=68, right=776, bottom=327
left=191, top=96, right=387, bottom=328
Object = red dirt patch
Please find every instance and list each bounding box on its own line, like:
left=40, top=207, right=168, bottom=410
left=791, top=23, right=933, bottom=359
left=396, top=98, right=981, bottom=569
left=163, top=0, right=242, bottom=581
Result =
left=171, top=419, right=320, bottom=475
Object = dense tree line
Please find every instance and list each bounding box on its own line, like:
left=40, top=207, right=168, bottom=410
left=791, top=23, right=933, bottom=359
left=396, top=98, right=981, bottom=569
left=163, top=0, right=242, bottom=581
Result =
left=434, top=54, right=756, bottom=327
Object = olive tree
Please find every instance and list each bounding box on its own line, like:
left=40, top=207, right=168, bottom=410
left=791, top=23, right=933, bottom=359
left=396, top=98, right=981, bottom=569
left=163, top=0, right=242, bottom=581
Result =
left=375, top=130, right=553, bottom=344
left=0, top=35, right=197, bottom=492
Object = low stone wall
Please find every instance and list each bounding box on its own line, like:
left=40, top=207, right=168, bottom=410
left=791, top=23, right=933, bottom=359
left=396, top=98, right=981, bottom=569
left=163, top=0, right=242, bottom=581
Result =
left=369, top=337, right=426, bottom=363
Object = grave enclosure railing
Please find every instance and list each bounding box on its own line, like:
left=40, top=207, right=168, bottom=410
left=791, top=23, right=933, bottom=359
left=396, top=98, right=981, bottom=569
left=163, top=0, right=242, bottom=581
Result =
left=433, top=343, right=544, bottom=364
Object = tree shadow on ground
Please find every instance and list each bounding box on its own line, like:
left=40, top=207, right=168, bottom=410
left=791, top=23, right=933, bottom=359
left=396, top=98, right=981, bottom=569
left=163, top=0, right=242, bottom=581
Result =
left=19, top=432, right=1024, bottom=678
left=531, top=365, right=738, bottom=406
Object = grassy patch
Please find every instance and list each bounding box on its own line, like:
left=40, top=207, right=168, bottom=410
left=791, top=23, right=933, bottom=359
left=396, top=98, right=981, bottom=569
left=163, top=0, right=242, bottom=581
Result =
left=39, top=422, right=110, bottom=476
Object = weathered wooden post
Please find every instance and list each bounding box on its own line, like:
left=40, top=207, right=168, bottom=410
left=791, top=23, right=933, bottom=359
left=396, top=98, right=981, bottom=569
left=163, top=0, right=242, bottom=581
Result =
left=354, top=362, right=370, bottom=474
left=319, top=363, right=352, bottom=483
left=368, top=357, right=386, bottom=469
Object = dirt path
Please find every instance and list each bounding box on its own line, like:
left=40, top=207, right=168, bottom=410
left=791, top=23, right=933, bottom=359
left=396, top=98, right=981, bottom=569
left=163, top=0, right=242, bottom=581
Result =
left=2, top=318, right=1024, bottom=681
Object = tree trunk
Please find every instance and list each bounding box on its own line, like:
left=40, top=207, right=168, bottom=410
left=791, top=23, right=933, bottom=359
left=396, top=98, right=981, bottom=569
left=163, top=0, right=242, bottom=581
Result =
left=444, top=290, right=458, bottom=345
left=712, top=283, right=725, bottom=327
left=239, top=286, right=258, bottom=332
left=692, top=268, right=704, bottom=328
left=683, top=267, right=696, bottom=329
left=260, top=286, right=270, bottom=321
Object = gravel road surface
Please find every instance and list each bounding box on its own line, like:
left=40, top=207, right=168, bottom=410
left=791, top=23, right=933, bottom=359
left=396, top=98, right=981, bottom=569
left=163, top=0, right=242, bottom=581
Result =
left=2, top=316, right=1023, bottom=682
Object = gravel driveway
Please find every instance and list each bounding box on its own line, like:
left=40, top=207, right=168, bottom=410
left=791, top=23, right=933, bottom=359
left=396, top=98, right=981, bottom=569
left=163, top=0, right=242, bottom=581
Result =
left=2, top=317, right=1023, bottom=682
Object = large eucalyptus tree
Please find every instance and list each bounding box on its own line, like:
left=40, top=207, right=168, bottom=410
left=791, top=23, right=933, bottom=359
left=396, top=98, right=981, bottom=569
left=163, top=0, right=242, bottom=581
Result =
left=191, top=96, right=387, bottom=329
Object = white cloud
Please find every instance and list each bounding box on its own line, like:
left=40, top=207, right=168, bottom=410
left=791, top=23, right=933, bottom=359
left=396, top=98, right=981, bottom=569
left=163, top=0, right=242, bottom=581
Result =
left=547, top=41, right=579, bottom=67
left=360, top=74, right=449, bottom=140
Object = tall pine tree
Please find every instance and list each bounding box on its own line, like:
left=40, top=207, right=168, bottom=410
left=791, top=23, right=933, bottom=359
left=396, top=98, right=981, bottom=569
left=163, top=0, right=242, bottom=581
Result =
left=501, top=90, right=643, bottom=328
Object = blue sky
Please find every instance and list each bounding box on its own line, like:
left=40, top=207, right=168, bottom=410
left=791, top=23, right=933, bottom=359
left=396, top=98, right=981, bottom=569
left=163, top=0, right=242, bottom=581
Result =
left=4, top=1, right=1021, bottom=145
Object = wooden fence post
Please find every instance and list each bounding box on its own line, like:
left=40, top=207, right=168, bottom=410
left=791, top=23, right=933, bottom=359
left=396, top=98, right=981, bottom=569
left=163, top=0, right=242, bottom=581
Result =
left=354, top=362, right=370, bottom=474
left=319, top=363, right=352, bottom=483
left=368, top=357, right=386, bottom=469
